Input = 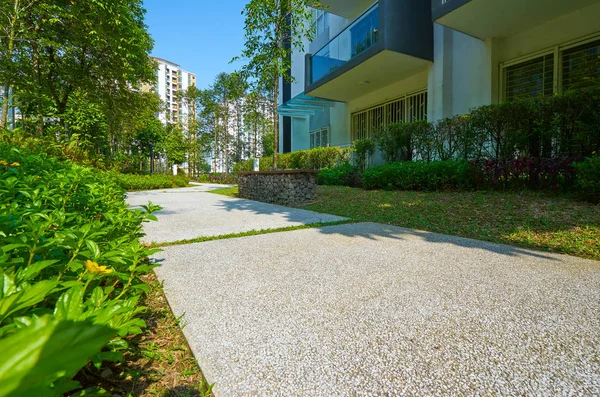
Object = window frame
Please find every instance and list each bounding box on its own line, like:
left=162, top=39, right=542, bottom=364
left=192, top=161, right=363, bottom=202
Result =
left=500, top=34, right=600, bottom=101
left=350, top=89, right=428, bottom=142
left=309, top=126, right=330, bottom=149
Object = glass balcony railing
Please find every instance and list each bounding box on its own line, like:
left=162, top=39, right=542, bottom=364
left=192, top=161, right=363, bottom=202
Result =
left=310, top=3, right=380, bottom=84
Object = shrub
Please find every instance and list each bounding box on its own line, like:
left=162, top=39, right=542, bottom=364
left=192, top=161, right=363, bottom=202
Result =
left=574, top=156, right=600, bottom=202
left=374, top=122, right=413, bottom=163
left=317, top=163, right=362, bottom=187
left=469, top=157, right=579, bottom=191
left=352, top=139, right=375, bottom=172
left=233, top=159, right=254, bottom=172
left=0, top=144, right=159, bottom=395
left=234, top=146, right=351, bottom=172
left=362, top=160, right=473, bottom=191
left=112, top=173, right=190, bottom=191
left=196, top=173, right=238, bottom=184
left=408, top=120, right=435, bottom=162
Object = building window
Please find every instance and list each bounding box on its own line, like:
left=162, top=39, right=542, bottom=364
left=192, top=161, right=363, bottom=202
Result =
left=562, top=39, right=600, bottom=91
left=312, top=9, right=329, bottom=38
left=310, top=127, right=329, bottom=149
left=501, top=37, right=600, bottom=101
left=351, top=90, right=427, bottom=141
left=503, top=54, right=554, bottom=101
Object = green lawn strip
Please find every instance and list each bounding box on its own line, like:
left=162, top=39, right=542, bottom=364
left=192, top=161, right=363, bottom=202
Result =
left=206, top=186, right=239, bottom=197
left=303, top=186, right=600, bottom=261
left=151, top=219, right=354, bottom=248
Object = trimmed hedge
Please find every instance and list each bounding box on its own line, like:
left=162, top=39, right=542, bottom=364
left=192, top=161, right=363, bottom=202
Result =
left=233, top=146, right=351, bottom=172
left=196, top=173, right=238, bottom=184
left=317, top=164, right=363, bottom=188
left=112, top=173, right=190, bottom=191
left=362, top=160, right=473, bottom=191
left=469, top=157, right=579, bottom=191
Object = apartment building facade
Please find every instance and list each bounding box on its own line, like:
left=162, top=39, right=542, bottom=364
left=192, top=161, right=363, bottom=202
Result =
left=147, top=57, right=197, bottom=126
left=278, top=0, right=600, bottom=154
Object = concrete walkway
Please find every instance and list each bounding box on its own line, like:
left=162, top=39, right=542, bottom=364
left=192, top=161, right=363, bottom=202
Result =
left=137, top=185, right=600, bottom=396
left=127, top=186, right=346, bottom=244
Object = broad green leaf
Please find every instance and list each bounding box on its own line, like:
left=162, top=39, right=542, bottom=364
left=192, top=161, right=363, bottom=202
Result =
left=0, top=280, right=58, bottom=323
left=17, top=260, right=59, bottom=283
left=54, top=286, right=84, bottom=321
left=0, top=315, right=116, bottom=396
left=91, top=351, right=123, bottom=369
left=85, top=240, right=100, bottom=260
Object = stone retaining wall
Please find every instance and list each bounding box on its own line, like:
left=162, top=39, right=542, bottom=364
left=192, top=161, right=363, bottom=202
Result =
left=237, top=170, right=319, bottom=205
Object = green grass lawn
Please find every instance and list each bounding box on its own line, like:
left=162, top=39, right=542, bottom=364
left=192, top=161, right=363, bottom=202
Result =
left=210, top=185, right=600, bottom=260
left=207, top=186, right=239, bottom=197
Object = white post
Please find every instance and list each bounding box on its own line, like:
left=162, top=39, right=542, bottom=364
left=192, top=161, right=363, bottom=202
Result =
left=172, top=164, right=178, bottom=176
left=253, top=158, right=260, bottom=172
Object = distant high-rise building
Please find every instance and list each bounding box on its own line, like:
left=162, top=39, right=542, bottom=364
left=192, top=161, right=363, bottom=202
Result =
left=144, top=57, right=197, bottom=126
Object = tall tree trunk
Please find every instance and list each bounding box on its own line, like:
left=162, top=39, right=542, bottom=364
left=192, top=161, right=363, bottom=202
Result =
left=272, top=79, right=279, bottom=170
left=253, top=119, right=258, bottom=158
left=213, top=117, right=218, bottom=172
left=1, top=1, right=20, bottom=129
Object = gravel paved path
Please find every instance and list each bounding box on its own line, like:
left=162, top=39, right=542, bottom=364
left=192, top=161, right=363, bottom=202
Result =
left=126, top=185, right=346, bottom=244
left=153, top=222, right=600, bottom=396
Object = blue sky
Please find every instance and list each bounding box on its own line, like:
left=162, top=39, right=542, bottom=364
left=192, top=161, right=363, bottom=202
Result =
left=143, top=0, right=248, bottom=90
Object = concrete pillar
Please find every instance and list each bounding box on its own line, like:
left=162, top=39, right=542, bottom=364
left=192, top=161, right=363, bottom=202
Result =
left=172, top=164, right=178, bottom=176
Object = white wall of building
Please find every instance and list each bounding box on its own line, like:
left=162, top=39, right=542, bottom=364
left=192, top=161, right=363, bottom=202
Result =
left=428, top=1, right=600, bottom=122
left=282, top=2, right=600, bottom=153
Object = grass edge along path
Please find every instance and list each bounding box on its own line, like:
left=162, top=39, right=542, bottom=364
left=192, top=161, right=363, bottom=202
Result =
left=151, top=220, right=354, bottom=248
left=307, top=186, right=600, bottom=261
left=205, top=186, right=239, bottom=197
left=207, top=184, right=600, bottom=260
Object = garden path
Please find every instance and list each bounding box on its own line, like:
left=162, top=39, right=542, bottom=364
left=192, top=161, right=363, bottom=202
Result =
left=132, top=185, right=600, bottom=396
left=126, top=185, right=346, bottom=244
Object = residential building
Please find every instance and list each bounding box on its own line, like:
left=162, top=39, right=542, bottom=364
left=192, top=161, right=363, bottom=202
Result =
left=145, top=57, right=197, bottom=126
left=279, top=0, right=600, bottom=155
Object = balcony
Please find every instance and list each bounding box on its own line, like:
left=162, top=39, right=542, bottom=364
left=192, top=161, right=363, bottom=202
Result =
left=318, top=0, right=375, bottom=19
left=432, top=0, right=600, bottom=39
left=306, top=0, right=433, bottom=103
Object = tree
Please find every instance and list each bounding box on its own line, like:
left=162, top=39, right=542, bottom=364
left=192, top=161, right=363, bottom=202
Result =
left=235, top=0, right=317, bottom=169
left=0, top=0, right=46, bottom=128
left=0, top=0, right=155, bottom=140
left=244, top=89, right=272, bottom=158
left=161, top=124, right=187, bottom=166
left=262, top=132, right=274, bottom=156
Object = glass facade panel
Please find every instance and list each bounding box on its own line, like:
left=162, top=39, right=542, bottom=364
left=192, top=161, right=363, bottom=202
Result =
left=311, top=4, right=379, bottom=84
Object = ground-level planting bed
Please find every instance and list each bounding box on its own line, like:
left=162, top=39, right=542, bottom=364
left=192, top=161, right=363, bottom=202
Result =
left=76, top=272, right=212, bottom=396
left=0, top=144, right=211, bottom=396
left=209, top=185, right=600, bottom=260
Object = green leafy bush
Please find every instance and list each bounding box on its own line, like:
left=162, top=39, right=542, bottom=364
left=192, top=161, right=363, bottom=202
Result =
left=112, top=172, right=190, bottom=191
left=574, top=156, right=600, bottom=202
left=196, top=173, right=238, bottom=184
left=234, top=146, right=351, bottom=172
left=374, top=123, right=413, bottom=162
left=362, top=160, right=474, bottom=191
left=317, top=164, right=362, bottom=187
left=0, top=144, right=160, bottom=395
left=233, top=159, right=254, bottom=172
left=352, top=139, right=375, bottom=172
